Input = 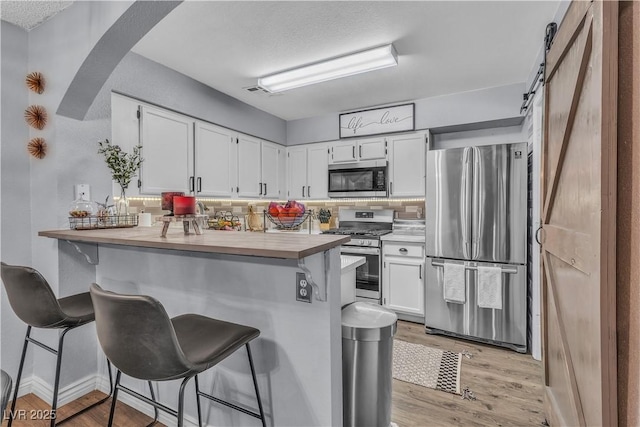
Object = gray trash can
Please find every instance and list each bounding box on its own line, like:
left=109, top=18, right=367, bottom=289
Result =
left=342, top=302, right=398, bottom=427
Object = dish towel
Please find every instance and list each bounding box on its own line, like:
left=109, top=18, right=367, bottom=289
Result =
left=443, top=262, right=466, bottom=304
left=477, top=266, right=503, bottom=310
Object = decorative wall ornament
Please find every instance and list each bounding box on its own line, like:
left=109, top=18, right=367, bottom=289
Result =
left=25, top=71, right=45, bottom=94
left=24, top=105, right=47, bottom=130
left=339, top=103, right=415, bottom=138
left=27, top=137, right=47, bottom=159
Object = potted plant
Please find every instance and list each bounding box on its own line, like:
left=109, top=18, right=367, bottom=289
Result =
left=98, top=139, right=143, bottom=217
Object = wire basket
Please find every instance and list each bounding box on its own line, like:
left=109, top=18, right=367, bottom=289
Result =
left=69, top=214, right=138, bottom=230
left=264, top=210, right=313, bottom=230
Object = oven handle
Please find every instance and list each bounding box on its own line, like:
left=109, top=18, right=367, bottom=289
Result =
left=341, top=246, right=380, bottom=256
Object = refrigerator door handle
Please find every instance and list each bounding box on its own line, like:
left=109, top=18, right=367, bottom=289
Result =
left=471, top=147, right=481, bottom=259
left=461, top=148, right=472, bottom=259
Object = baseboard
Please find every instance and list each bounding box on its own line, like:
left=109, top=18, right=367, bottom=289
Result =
left=23, top=374, right=101, bottom=408
left=16, top=374, right=209, bottom=426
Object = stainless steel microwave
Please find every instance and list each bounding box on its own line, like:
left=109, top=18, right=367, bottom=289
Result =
left=328, top=160, right=388, bottom=198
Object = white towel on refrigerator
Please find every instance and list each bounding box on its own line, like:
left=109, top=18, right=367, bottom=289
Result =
left=443, top=262, right=466, bottom=304
left=477, top=265, right=503, bottom=310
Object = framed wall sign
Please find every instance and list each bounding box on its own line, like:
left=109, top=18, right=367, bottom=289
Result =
left=339, top=103, right=414, bottom=138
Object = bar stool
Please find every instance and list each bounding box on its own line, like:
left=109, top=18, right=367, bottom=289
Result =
left=89, top=283, right=267, bottom=427
left=0, top=263, right=122, bottom=426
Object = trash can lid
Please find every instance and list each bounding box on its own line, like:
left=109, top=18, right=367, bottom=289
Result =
left=341, top=302, right=397, bottom=329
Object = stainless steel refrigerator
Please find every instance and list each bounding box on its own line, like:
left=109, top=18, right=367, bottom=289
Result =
left=424, top=142, right=527, bottom=352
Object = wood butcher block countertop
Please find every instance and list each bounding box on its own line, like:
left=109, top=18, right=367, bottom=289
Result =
left=39, top=228, right=350, bottom=259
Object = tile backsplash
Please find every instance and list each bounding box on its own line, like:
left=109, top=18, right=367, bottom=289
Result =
left=127, top=198, right=425, bottom=221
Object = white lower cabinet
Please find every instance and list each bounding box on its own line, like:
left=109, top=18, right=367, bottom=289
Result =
left=382, top=242, right=425, bottom=317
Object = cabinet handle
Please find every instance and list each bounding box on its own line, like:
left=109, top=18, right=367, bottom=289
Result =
left=259, top=182, right=263, bottom=195
left=390, top=181, right=393, bottom=195
left=399, top=248, right=408, bottom=253
left=307, top=186, right=311, bottom=198
left=189, top=176, right=195, bottom=192
left=419, top=266, right=423, bottom=279
left=197, top=177, right=202, bottom=193
left=352, top=146, right=356, bottom=159
left=302, top=186, right=305, bottom=197
left=359, top=145, right=362, bottom=158
left=264, top=183, right=268, bottom=196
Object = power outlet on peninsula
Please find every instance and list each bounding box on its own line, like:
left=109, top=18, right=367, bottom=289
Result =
left=296, top=272, right=311, bottom=303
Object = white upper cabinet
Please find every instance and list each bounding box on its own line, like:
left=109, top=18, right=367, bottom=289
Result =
left=388, top=132, right=426, bottom=197
left=194, top=122, right=236, bottom=197
left=140, top=105, right=194, bottom=194
left=330, top=137, right=387, bottom=164
left=287, top=146, right=307, bottom=200
left=237, top=135, right=285, bottom=199
left=237, top=134, right=262, bottom=198
left=113, top=95, right=286, bottom=200
left=261, top=141, right=281, bottom=198
left=307, top=143, right=329, bottom=199
left=357, top=137, right=387, bottom=160
left=287, top=142, right=329, bottom=200
left=331, top=141, right=357, bottom=163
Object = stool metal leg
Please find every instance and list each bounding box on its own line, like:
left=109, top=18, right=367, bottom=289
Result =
left=194, top=375, right=203, bottom=427
left=246, top=343, right=267, bottom=427
left=107, top=370, right=122, bottom=427
left=177, top=376, right=192, bottom=427
left=50, top=327, right=71, bottom=427
left=147, top=381, right=159, bottom=424
left=7, top=326, right=31, bottom=427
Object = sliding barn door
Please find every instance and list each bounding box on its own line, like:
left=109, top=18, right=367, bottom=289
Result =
left=541, top=1, right=617, bottom=426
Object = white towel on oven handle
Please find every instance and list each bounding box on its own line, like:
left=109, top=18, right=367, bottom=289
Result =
left=477, top=265, right=503, bottom=310
left=443, top=262, right=466, bottom=304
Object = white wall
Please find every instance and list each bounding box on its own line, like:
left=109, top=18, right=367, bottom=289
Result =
left=1, top=20, right=33, bottom=381
left=286, top=83, right=525, bottom=145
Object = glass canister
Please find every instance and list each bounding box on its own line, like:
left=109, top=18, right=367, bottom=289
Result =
left=69, top=198, right=95, bottom=218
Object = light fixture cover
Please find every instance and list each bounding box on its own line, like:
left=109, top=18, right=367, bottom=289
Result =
left=258, top=44, right=398, bottom=93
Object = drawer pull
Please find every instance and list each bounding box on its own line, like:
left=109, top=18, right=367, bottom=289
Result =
left=399, top=248, right=408, bottom=253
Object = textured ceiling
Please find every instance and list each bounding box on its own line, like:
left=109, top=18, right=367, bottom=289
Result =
left=133, top=1, right=562, bottom=121
left=0, top=0, right=73, bottom=31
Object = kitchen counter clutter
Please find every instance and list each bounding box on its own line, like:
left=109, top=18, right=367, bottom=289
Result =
left=40, top=226, right=346, bottom=426
left=39, top=227, right=349, bottom=259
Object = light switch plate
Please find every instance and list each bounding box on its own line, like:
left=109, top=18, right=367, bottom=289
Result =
left=74, top=184, right=90, bottom=201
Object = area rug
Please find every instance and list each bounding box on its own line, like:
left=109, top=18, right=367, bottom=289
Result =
left=392, top=339, right=462, bottom=395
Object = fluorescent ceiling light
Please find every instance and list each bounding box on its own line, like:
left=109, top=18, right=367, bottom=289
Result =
left=258, top=44, right=398, bottom=93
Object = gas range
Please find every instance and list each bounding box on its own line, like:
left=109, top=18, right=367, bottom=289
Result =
left=321, top=208, right=393, bottom=248
left=323, top=208, right=394, bottom=304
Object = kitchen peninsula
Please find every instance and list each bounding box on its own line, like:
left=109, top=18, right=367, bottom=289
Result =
left=39, top=228, right=349, bottom=426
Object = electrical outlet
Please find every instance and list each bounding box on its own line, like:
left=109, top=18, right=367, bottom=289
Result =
left=296, top=272, right=312, bottom=303
left=74, top=184, right=90, bottom=201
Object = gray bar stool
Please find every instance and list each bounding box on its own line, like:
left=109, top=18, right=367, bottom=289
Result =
left=89, top=283, right=267, bottom=427
left=0, top=262, right=125, bottom=426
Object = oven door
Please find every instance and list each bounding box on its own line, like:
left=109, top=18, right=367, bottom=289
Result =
left=340, top=246, right=381, bottom=301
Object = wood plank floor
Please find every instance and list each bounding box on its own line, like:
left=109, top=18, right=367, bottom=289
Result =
left=2, top=321, right=544, bottom=426
left=393, top=321, right=545, bottom=427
